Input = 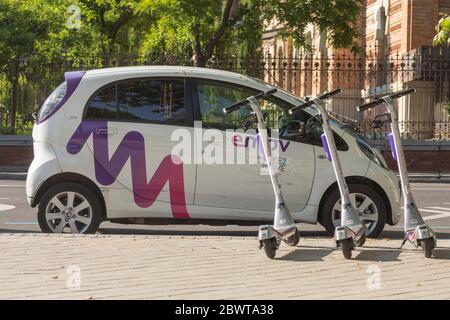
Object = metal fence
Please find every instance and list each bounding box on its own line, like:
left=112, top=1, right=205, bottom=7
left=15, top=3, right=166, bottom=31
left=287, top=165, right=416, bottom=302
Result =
left=1, top=45, right=450, bottom=139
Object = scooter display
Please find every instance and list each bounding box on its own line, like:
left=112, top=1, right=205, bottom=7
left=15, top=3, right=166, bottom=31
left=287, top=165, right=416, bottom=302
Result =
left=223, top=88, right=299, bottom=259
left=357, top=88, right=437, bottom=258
left=289, top=89, right=367, bottom=259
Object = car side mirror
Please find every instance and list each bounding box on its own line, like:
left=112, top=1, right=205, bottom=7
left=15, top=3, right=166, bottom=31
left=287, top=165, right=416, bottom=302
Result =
left=287, top=120, right=306, bottom=137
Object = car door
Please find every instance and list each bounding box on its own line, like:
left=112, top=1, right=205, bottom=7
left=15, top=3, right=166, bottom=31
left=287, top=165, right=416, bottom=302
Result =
left=192, top=79, right=315, bottom=215
left=79, top=77, right=196, bottom=219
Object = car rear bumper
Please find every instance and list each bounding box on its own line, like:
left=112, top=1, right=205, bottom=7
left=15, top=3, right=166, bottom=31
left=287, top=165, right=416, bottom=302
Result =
left=26, top=141, right=62, bottom=206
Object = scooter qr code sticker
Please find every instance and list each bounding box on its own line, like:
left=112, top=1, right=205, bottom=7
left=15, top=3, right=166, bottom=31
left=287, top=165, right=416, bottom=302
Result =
left=260, top=229, right=269, bottom=238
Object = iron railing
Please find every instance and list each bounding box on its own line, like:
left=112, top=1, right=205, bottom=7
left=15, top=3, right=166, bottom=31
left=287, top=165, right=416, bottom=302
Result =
left=1, top=46, right=449, bottom=138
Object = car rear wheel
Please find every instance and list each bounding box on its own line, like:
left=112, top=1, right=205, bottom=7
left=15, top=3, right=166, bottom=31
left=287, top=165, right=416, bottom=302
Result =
left=38, top=182, right=102, bottom=234
left=320, top=184, right=387, bottom=238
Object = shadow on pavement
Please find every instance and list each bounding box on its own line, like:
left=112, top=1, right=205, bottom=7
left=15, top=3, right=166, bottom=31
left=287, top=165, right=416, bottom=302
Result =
left=430, top=248, right=450, bottom=260
left=98, top=227, right=331, bottom=237
left=380, top=230, right=450, bottom=240
left=354, top=249, right=402, bottom=262
left=277, top=246, right=334, bottom=261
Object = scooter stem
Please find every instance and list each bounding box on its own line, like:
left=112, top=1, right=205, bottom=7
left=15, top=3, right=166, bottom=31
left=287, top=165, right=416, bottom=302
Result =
left=248, top=97, right=294, bottom=232
left=383, top=97, right=425, bottom=229
left=313, top=98, right=364, bottom=231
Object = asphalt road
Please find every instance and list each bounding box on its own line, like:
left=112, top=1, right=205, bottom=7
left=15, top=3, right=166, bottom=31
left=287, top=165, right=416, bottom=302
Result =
left=1, top=180, right=450, bottom=238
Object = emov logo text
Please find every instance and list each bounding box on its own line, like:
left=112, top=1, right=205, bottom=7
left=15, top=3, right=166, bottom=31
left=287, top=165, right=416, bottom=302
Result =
left=66, top=121, right=190, bottom=219
left=232, top=135, right=290, bottom=152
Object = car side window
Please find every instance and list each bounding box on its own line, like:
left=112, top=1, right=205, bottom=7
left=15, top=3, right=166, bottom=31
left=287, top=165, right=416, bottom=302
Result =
left=118, top=79, right=186, bottom=124
left=85, top=85, right=117, bottom=119
left=196, top=82, right=257, bottom=129
left=85, top=78, right=186, bottom=124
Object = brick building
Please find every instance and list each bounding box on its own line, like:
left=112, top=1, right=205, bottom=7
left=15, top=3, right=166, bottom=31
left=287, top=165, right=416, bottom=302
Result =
left=262, top=0, right=450, bottom=139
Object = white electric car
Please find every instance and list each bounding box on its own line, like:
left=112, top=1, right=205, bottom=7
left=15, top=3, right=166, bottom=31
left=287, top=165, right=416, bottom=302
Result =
left=26, top=66, right=401, bottom=236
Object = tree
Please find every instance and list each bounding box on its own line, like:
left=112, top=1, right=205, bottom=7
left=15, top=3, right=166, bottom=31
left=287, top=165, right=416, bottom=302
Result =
left=434, top=15, right=450, bottom=46
left=35, top=0, right=152, bottom=67
left=0, top=0, right=59, bottom=129
left=139, top=0, right=363, bottom=67
left=263, top=0, right=362, bottom=52
left=75, top=0, right=152, bottom=66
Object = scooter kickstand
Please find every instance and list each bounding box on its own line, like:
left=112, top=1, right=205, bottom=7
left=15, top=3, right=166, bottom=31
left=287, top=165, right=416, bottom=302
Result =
left=399, top=237, right=408, bottom=249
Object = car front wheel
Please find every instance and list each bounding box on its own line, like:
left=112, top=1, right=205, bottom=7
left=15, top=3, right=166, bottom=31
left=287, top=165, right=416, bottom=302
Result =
left=38, top=182, right=102, bottom=234
left=320, top=184, right=387, bottom=238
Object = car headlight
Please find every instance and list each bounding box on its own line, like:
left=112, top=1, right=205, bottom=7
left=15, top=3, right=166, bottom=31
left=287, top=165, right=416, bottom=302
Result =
left=37, top=81, right=67, bottom=123
left=356, top=138, right=388, bottom=169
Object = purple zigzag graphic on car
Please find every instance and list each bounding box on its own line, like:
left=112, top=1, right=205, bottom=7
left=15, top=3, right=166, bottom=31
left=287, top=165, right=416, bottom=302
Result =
left=66, top=121, right=190, bottom=218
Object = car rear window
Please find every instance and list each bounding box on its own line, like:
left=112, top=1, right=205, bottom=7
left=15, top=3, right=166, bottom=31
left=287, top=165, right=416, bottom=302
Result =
left=84, top=78, right=186, bottom=124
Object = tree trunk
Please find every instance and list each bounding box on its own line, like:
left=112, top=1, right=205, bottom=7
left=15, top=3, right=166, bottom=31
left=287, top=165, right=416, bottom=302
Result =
left=10, top=75, right=18, bottom=132
left=194, top=55, right=207, bottom=67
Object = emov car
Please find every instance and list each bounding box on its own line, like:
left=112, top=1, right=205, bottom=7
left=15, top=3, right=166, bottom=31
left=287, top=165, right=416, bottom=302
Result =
left=27, top=66, right=401, bottom=236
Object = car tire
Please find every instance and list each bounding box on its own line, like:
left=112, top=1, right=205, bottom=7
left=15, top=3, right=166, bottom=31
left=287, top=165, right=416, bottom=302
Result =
left=38, top=182, right=102, bottom=234
left=320, top=183, right=387, bottom=238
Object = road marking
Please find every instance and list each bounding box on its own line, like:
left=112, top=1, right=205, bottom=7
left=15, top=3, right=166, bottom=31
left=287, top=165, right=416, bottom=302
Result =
left=4, top=221, right=38, bottom=225
left=420, top=207, right=450, bottom=221
left=426, top=207, right=450, bottom=211
left=412, top=188, right=450, bottom=191
left=423, top=213, right=450, bottom=221
left=0, top=204, right=15, bottom=212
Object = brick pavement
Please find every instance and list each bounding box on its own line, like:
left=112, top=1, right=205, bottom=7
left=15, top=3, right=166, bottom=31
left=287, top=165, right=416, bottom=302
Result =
left=1, top=233, right=450, bottom=299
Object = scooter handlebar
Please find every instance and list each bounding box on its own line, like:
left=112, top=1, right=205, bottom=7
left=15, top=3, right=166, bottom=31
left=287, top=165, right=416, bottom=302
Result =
left=222, top=88, right=277, bottom=114
left=288, top=88, right=342, bottom=114
left=356, top=99, right=383, bottom=112
left=356, top=88, right=416, bottom=112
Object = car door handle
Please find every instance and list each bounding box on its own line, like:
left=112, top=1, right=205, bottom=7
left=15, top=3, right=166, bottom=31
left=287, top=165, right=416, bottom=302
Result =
left=206, top=137, right=223, bottom=143
left=95, top=128, right=118, bottom=136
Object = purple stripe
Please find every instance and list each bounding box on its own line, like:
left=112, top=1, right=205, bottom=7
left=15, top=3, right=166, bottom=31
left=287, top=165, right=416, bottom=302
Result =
left=66, top=120, right=190, bottom=218
left=37, top=71, right=86, bottom=124
left=321, top=133, right=332, bottom=161
left=389, top=132, right=397, bottom=161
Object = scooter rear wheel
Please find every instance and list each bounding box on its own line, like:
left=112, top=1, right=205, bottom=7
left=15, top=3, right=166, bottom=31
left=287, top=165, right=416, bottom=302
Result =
left=262, top=238, right=278, bottom=259
left=421, top=238, right=434, bottom=258
left=339, top=238, right=353, bottom=259
left=285, top=229, right=300, bottom=246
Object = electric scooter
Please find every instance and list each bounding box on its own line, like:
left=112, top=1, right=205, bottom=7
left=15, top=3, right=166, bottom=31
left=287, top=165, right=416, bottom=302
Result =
left=223, top=88, right=300, bottom=259
left=289, top=89, right=367, bottom=259
left=357, top=88, right=437, bottom=258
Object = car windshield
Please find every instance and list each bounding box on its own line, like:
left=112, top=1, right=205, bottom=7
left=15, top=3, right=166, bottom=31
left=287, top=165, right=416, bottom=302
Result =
left=249, top=77, right=367, bottom=138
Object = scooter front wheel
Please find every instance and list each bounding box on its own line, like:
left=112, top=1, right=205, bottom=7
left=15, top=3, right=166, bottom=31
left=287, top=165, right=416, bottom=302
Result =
left=262, top=238, right=278, bottom=259
left=421, top=238, right=434, bottom=258
left=339, top=238, right=353, bottom=259
left=285, top=229, right=300, bottom=246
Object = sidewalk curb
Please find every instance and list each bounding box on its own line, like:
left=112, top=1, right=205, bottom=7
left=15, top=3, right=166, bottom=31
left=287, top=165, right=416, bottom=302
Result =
left=0, top=172, right=27, bottom=180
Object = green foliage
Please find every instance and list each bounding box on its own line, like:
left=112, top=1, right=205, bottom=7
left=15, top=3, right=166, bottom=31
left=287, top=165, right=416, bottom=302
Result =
left=263, top=0, right=362, bottom=52
left=0, top=112, right=33, bottom=135
left=140, top=0, right=362, bottom=65
left=434, top=15, right=450, bottom=46
left=0, top=0, right=363, bottom=133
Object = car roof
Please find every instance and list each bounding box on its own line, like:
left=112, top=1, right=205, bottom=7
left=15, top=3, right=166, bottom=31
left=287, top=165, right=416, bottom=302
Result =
left=83, top=66, right=303, bottom=106
left=85, top=66, right=251, bottom=81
